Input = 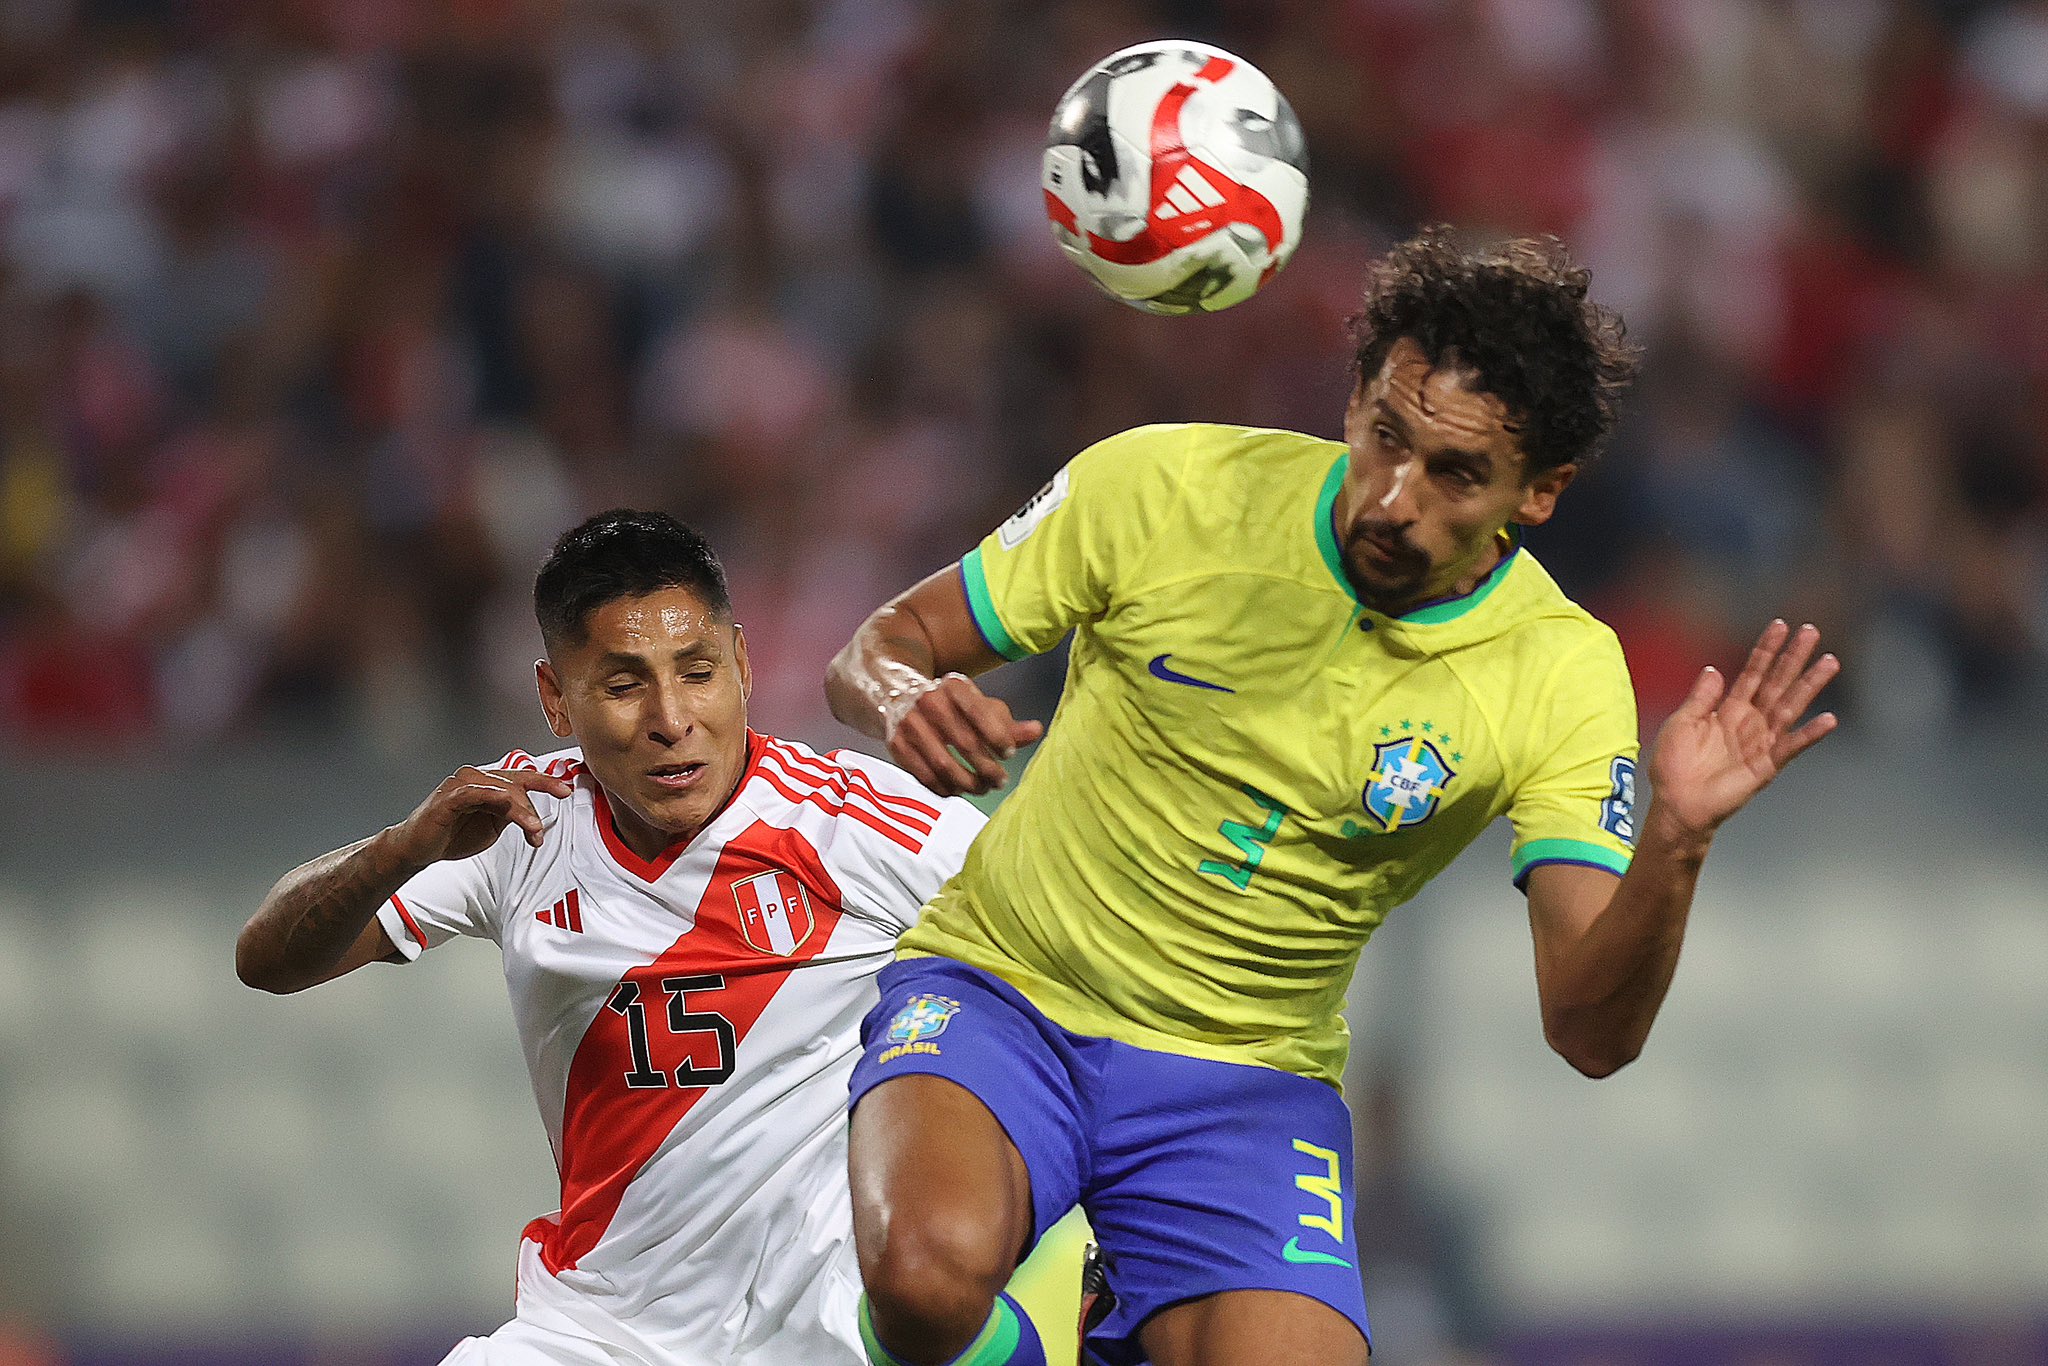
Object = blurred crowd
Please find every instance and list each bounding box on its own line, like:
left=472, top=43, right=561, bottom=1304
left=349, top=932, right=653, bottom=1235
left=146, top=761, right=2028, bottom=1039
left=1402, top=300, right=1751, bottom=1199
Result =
left=0, top=0, right=2044, bottom=755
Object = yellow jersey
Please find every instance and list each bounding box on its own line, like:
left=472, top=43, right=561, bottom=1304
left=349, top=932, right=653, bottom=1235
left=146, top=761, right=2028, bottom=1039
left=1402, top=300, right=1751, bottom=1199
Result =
left=899, top=423, right=1640, bottom=1086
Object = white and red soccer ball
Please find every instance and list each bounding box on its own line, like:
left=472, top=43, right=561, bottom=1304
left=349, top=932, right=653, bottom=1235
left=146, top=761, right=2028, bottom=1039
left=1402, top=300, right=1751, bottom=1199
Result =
left=1042, top=40, right=1309, bottom=315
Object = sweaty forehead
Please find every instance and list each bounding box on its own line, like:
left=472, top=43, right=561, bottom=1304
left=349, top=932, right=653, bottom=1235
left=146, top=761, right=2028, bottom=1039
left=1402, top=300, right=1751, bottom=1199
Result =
left=584, top=588, right=726, bottom=654
left=1375, top=339, right=1523, bottom=456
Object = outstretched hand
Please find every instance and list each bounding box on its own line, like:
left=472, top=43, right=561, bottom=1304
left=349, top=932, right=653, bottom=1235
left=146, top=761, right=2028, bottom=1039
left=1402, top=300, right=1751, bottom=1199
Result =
left=1647, top=620, right=1840, bottom=840
left=394, top=765, right=577, bottom=864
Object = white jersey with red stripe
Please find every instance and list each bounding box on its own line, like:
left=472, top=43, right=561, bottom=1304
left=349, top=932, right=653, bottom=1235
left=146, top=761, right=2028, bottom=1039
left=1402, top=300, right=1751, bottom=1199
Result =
left=375, top=730, right=984, bottom=1366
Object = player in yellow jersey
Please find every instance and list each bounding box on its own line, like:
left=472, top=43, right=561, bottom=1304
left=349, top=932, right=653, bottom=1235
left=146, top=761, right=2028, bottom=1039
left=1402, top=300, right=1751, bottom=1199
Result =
left=825, top=229, right=1840, bottom=1366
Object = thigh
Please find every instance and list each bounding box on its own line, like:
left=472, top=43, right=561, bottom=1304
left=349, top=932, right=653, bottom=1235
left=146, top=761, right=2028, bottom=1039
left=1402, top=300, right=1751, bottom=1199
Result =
left=849, top=958, right=1092, bottom=1258
left=1079, top=1048, right=1371, bottom=1365
left=1140, top=1289, right=1369, bottom=1366
left=850, top=1073, right=1035, bottom=1272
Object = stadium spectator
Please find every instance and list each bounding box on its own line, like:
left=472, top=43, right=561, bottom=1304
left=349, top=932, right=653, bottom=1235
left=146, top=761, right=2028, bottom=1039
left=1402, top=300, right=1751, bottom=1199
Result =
left=0, top=0, right=2039, bottom=754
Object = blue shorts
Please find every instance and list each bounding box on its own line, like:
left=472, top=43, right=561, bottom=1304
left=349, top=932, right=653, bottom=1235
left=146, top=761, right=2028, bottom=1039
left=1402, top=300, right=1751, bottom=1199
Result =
left=849, top=958, right=1370, bottom=1364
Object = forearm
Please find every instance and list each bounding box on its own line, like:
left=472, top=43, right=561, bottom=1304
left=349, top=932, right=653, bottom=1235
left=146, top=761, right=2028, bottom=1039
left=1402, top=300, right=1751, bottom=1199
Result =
left=1540, top=802, right=1712, bottom=1076
left=825, top=606, right=941, bottom=741
left=236, top=828, right=424, bottom=993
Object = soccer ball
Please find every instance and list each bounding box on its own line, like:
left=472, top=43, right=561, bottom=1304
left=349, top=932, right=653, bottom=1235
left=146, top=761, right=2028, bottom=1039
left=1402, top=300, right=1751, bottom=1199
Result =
left=1042, top=40, right=1309, bottom=315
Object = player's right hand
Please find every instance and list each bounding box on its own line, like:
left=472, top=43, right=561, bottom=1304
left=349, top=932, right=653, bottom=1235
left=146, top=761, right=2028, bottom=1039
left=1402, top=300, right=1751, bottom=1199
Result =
left=390, top=766, right=577, bottom=865
left=885, top=672, right=1044, bottom=797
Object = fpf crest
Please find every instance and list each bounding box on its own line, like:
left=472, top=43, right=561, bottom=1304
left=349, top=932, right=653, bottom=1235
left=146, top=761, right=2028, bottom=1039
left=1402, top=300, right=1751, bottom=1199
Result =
left=731, top=871, right=815, bottom=957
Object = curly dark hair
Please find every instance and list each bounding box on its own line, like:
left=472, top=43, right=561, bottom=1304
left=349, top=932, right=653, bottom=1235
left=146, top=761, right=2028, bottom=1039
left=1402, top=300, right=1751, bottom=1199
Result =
left=1348, top=227, right=1640, bottom=474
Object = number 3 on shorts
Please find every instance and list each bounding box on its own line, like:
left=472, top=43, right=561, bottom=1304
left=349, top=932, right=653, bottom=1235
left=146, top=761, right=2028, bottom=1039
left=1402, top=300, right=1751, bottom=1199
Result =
left=1280, top=1139, right=1355, bottom=1269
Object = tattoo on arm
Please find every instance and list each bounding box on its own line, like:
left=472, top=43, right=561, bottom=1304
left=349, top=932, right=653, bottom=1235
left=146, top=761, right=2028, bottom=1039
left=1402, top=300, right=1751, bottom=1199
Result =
left=240, top=832, right=419, bottom=991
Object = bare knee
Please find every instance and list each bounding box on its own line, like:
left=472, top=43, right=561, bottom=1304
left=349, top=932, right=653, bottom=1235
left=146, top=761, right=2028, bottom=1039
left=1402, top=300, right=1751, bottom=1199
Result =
left=849, top=1076, right=1033, bottom=1360
left=858, top=1203, right=1014, bottom=1354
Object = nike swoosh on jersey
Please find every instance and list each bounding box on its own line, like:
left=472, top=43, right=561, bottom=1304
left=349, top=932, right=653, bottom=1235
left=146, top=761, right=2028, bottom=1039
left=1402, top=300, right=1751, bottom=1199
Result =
left=1147, top=654, right=1235, bottom=693
left=1281, top=1236, right=1355, bottom=1268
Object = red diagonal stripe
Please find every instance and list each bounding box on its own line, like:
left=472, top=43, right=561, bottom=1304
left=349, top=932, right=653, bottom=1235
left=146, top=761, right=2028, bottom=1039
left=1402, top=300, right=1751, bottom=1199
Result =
left=539, top=824, right=844, bottom=1273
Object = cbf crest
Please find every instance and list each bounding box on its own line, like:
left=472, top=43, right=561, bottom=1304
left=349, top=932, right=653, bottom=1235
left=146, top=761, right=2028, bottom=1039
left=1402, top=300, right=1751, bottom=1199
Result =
left=887, top=994, right=960, bottom=1045
left=1362, top=733, right=1459, bottom=833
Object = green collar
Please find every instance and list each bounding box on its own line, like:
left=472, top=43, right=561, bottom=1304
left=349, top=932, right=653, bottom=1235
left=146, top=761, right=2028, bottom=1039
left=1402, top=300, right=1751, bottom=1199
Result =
left=1314, top=452, right=1522, bottom=625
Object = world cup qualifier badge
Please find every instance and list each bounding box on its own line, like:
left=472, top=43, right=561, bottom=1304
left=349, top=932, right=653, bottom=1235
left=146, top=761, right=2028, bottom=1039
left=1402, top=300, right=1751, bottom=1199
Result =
left=879, top=994, right=961, bottom=1063
left=998, top=467, right=1070, bottom=548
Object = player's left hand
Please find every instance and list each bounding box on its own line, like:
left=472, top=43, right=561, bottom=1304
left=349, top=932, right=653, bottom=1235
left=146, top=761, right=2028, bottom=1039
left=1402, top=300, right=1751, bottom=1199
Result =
left=1646, top=619, right=1840, bottom=841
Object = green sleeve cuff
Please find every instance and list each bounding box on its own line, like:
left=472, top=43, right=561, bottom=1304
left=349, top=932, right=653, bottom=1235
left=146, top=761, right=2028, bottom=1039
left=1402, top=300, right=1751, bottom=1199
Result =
left=960, top=548, right=1029, bottom=661
left=1512, top=837, right=1632, bottom=890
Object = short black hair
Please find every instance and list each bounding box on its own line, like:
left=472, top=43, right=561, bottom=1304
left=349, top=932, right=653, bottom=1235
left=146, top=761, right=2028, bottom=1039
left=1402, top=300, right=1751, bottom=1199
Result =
left=1349, top=227, right=1641, bottom=475
left=533, top=509, right=732, bottom=650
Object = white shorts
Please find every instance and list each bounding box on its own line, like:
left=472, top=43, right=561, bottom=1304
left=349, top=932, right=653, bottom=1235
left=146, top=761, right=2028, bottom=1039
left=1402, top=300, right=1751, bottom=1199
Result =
left=438, top=1316, right=647, bottom=1366
left=439, top=1228, right=866, bottom=1366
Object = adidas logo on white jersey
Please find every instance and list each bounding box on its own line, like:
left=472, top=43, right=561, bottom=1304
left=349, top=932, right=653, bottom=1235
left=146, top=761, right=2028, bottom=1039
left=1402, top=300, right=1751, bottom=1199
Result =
left=539, top=888, right=584, bottom=933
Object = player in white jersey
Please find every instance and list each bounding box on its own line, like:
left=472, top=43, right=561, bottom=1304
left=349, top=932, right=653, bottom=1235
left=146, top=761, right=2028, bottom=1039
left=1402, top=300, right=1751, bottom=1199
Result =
left=237, top=510, right=989, bottom=1366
